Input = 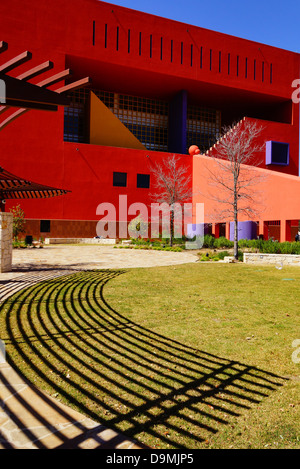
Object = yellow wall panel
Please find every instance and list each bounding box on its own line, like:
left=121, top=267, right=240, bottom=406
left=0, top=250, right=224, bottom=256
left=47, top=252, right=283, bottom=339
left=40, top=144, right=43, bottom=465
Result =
left=89, top=91, right=146, bottom=150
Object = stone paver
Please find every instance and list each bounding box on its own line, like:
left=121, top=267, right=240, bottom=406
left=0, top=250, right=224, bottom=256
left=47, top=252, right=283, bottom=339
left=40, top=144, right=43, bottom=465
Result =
left=0, top=363, right=142, bottom=449
left=11, top=244, right=198, bottom=271
left=0, top=244, right=197, bottom=449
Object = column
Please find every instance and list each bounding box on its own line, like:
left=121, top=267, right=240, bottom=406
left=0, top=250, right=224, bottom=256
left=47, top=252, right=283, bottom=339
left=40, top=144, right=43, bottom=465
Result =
left=280, top=220, right=287, bottom=243
left=225, top=222, right=230, bottom=240
left=0, top=212, right=13, bottom=272
left=168, top=90, right=188, bottom=154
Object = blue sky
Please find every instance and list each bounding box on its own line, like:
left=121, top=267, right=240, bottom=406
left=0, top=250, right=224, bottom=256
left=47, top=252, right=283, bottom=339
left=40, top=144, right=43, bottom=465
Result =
left=106, top=0, right=300, bottom=53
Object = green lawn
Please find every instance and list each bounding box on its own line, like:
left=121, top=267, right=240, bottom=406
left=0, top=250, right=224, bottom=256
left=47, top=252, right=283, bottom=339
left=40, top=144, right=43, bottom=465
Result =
left=0, top=263, right=299, bottom=449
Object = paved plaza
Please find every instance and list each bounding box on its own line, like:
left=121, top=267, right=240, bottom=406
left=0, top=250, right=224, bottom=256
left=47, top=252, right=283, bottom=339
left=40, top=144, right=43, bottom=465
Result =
left=8, top=244, right=197, bottom=274
left=0, top=244, right=197, bottom=449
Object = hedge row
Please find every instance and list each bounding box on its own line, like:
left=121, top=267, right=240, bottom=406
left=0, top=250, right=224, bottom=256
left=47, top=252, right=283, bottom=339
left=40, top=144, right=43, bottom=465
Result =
left=114, top=245, right=183, bottom=252
left=203, top=235, right=300, bottom=254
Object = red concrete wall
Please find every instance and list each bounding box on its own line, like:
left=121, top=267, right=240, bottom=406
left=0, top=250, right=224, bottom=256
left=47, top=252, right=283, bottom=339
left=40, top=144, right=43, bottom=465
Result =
left=3, top=142, right=192, bottom=222
left=1, top=0, right=298, bottom=97
left=0, top=0, right=299, bottom=232
left=205, top=117, right=299, bottom=176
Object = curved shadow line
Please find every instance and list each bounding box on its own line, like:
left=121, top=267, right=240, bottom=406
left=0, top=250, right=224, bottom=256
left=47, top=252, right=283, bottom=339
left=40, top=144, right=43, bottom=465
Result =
left=47, top=273, right=214, bottom=444
left=1, top=270, right=287, bottom=449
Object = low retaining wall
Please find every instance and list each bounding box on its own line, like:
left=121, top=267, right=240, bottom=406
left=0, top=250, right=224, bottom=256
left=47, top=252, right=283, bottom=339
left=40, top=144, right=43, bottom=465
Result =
left=45, top=238, right=116, bottom=245
left=244, top=252, right=300, bottom=265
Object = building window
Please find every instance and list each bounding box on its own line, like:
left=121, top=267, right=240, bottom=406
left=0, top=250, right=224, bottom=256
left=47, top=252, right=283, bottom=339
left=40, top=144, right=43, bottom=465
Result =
left=266, top=141, right=289, bottom=166
left=40, top=220, right=51, bottom=233
left=65, top=89, right=169, bottom=151
left=98, top=90, right=169, bottom=152
left=92, top=20, right=96, bottom=46
left=64, top=89, right=89, bottom=143
left=186, top=105, right=221, bottom=153
left=113, top=172, right=127, bottom=187
left=137, top=174, right=150, bottom=188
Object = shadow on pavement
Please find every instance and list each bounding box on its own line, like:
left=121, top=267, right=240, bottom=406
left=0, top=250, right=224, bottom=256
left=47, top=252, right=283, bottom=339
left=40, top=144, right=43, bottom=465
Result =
left=0, top=270, right=287, bottom=449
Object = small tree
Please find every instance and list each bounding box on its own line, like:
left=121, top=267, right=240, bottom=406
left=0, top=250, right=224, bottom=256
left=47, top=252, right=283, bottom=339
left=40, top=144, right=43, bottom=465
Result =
left=9, top=204, right=26, bottom=241
left=206, top=120, right=265, bottom=260
left=150, top=154, right=192, bottom=246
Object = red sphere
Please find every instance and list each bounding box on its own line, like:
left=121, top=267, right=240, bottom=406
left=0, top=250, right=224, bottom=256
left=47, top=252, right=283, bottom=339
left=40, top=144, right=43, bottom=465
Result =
left=189, top=145, right=200, bottom=156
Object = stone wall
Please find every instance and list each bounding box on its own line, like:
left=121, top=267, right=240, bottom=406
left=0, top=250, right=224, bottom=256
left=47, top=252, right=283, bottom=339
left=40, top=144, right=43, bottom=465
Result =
left=0, top=212, right=13, bottom=272
left=44, top=238, right=116, bottom=245
left=243, top=252, right=300, bottom=266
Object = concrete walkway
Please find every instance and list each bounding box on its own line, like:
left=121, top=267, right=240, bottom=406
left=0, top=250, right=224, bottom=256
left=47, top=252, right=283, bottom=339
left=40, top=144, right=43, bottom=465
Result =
left=0, top=363, right=143, bottom=449
left=0, top=244, right=197, bottom=449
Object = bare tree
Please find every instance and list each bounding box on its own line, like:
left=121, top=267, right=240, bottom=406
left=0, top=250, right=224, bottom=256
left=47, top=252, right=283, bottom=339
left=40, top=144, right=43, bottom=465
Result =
left=205, top=119, right=266, bottom=260
left=150, top=154, right=192, bottom=246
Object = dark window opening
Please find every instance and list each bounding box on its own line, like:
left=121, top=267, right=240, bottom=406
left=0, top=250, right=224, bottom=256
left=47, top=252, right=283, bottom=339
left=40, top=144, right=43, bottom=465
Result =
left=40, top=220, right=51, bottom=233
left=270, top=63, right=273, bottom=83
left=137, top=174, right=150, bottom=188
left=218, top=223, right=226, bottom=238
left=92, top=21, right=96, bottom=46
left=65, top=88, right=170, bottom=150
left=266, top=141, right=289, bottom=166
left=186, top=105, right=221, bottom=153
left=116, top=26, right=119, bottom=51
left=139, top=32, right=142, bottom=55
left=64, top=88, right=89, bottom=143
left=113, top=172, right=127, bottom=187
left=105, top=24, right=107, bottom=48
left=128, top=29, right=131, bottom=53
left=100, top=90, right=169, bottom=151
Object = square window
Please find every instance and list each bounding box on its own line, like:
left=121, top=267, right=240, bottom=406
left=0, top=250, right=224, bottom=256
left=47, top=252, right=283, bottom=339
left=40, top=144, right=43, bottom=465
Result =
left=40, top=220, right=51, bottom=233
left=137, top=173, right=150, bottom=189
left=113, top=172, right=127, bottom=187
left=266, top=141, right=289, bottom=166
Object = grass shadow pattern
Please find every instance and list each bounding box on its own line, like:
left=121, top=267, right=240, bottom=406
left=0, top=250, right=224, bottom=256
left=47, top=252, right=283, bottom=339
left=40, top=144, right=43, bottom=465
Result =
left=0, top=270, right=286, bottom=449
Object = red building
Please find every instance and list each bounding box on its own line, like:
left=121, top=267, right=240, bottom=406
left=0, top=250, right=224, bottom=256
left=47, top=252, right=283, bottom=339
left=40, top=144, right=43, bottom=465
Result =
left=0, top=0, right=299, bottom=241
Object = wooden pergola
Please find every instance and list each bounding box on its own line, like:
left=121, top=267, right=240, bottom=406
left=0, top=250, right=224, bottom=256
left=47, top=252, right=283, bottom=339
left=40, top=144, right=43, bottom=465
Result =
left=0, top=167, right=70, bottom=207
left=0, top=39, right=91, bottom=203
left=0, top=40, right=92, bottom=271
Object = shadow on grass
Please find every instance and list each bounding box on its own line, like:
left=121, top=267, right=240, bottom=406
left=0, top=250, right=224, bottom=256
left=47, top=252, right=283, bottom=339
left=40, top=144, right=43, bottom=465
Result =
left=0, top=270, right=287, bottom=449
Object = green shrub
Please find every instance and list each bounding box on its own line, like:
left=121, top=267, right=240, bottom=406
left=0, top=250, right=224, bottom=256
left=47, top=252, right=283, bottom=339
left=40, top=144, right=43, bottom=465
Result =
left=128, top=236, right=300, bottom=256
left=214, top=237, right=234, bottom=249
left=9, top=204, right=26, bottom=241
left=238, top=238, right=251, bottom=248
left=217, top=250, right=230, bottom=260
left=203, top=235, right=216, bottom=248
left=238, top=238, right=300, bottom=255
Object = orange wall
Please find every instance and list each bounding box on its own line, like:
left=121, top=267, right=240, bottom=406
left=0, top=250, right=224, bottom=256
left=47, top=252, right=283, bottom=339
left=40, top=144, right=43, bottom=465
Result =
left=193, top=153, right=300, bottom=233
